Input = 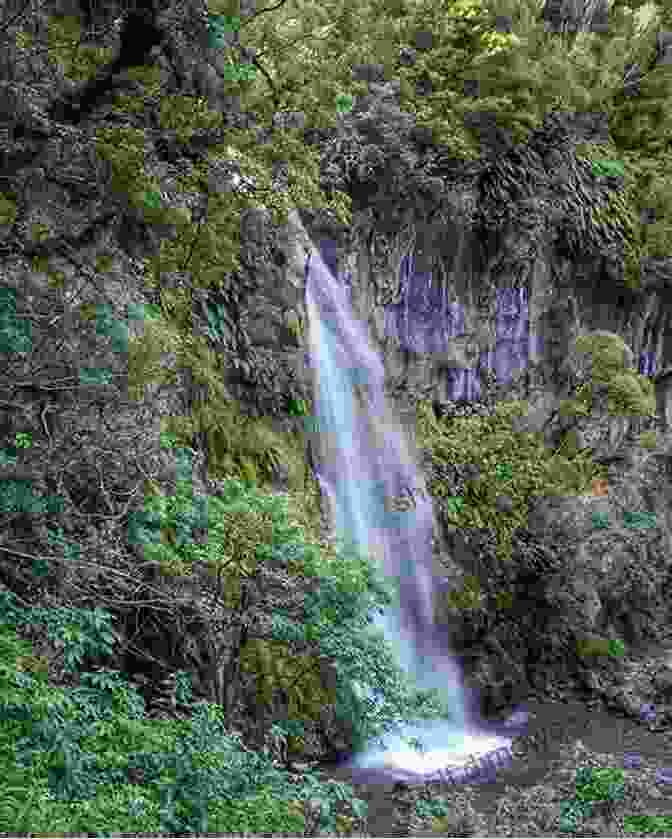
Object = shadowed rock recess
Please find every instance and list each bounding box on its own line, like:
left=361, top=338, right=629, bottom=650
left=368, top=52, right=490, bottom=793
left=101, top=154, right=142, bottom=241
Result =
left=0, top=0, right=671, bottom=835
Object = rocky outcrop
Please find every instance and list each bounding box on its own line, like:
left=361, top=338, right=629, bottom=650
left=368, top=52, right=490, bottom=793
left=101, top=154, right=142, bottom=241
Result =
left=288, top=101, right=672, bottom=433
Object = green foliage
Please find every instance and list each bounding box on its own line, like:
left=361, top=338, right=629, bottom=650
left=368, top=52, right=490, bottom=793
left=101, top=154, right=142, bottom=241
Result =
left=5, top=1, right=669, bottom=833
left=591, top=509, right=656, bottom=530
left=222, top=63, right=257, bottom=81
left=576, top=636, right=625, bottom=659
left=14, top=432, right=32, bottom=449
left=173, top=480, right=457, bottom=755
left=0, top=478, right=52, bottom=513
left=623, top=813, right=672, bottom=835
left=607, top=638, right=626, bottom=658
left=206, top=13, right=240, bottom=49
left=607, top=371, right=658, bottom=415
left=335, top=92, right=355, bottom=114
left=445, top=495, right=466, bottom=515
left=93, top=127, right=170, bottom=220
left=570, top=331, right=657, bottom=415
left=90, top=303, right=130, bottom=353
left=0, top=192, right=18, bottom=227
left=0, top=596, right=117, bottom=675
left=144, top=160, right=247, bottom=281
left=77, top=366, right=113, bottom=386
left=414, top=397, right=609, bottom=563
left=207, top=785, right=306, bottom=835
left=35, top=0, right=668, bottom=522
left=158, top=95, right=226, bottom=144
left=204, top=299, right=232, bottom=342
left=38, top=0, right=670, bottom=321
left=46, top=14, right=115, bottom=81
left=574, top=765, right=626, bottom=804
left=638, top=429, right=659, bottom=449
left=0, top=590, right=370, bottom=836
left=590, top=158, right=626, bottom=178
left=287, top=397, right=309, bottom=416
left=592, top=511, right=610, bottom=529
left=414, top=795, right=451, bottom=821
left=2, top=426, right=39, bottom=461
left=445, top=574, right=484, bottom=610
left=149, top=478, right=281, bottom=599
left=559, top=797, right=594, bottom=833
left=495, top=589, right=514, bottom=610
left=239, top=638, right=337, bottom=720
left=274, top=576, right=457, bottom=752
left=0, top=624, right=64, bottom=715
left=159, top=430, right=179, bottom=449
left=0, top=448, right=17, bottom=467
left=94, top=252, right=115, bottom=274
left=142, top=477, right=440, bottom=750
left=233, top=0, right=669, bottom=278
left=623, top=509, right=657, bottom=529
left=122, top=307, right=184, bottom=401
left=0, top=287, right=32, bottom=355
left=191, top=397, right=297, bottom=489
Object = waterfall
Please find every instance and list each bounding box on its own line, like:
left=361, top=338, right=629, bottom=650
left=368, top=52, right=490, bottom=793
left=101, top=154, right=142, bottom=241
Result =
left=298, top=212, right=526, bottom=783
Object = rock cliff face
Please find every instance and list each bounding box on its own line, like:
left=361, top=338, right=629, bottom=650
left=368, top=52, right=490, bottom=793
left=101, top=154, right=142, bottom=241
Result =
left=1, top=0, right=671, bottom=781
left=214, top=95, right=672, bottom=464
left=239, top=94, right=672, bottom=736
left=280, top=103, right=672, bottom=440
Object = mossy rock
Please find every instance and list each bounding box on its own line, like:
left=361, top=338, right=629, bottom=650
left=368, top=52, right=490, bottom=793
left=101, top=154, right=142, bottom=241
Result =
left=572, top=330, right=633, bottom=383
left=565, top=331, right=656, bottom=418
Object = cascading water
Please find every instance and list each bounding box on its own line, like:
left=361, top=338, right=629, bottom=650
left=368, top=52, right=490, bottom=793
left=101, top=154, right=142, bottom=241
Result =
left=301, top=222, right=529, bottom=785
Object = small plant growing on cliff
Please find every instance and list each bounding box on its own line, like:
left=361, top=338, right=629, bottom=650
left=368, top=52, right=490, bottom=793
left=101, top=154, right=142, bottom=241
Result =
left=287, top=397, right=308, bottom=416
left=638, top=429, right=659, bottom=449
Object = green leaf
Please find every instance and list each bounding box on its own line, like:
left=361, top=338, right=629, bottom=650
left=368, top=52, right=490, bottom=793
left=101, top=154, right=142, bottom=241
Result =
left=78, top=367, right=113, bottom=386
left=591, top=511, right=610, bottom=529
left=591, top=158, right=626, bottom=178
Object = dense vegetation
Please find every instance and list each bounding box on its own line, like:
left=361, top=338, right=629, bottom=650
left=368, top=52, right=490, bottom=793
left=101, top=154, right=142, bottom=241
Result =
left=0, top=473, right=464, bottom=834
left=0, top=0, right=670, bottom=834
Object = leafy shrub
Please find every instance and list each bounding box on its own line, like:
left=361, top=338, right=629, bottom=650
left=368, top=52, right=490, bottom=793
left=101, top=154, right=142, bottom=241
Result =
left=590, top=158, right=626, bottom=178
left=623, top=813, right=672, bottom=835
left=269, top=525, right=457, bottom=753
left=415, top=398, right=610, bottom=562
left=607, top=638, right=626, bottom=658
left=638, top=429, right=659, bottom=450
left=576, top=636, right=625, bottom=659
left=574, top=766, right=625, bottom=804
left=623, top=510, right=657, bottom=530
left=208, top=785, right=306, bottom=835
left=0, top=474, right=387, bottom=835
left=1, top=597, right=117, bottom=675
left=1, top=637, right=368, bottom=836
left=559, top=797, right=593, bottom=833
left=414, top=796, right=450, bottom=820
left=592, top=511, right=610, bottom=529
left=130, top=474, right=457, bottom=756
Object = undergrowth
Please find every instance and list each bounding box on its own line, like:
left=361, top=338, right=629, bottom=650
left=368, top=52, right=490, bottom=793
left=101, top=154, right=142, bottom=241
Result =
left=414, top=397, right=612, bottom=563
left=0, top=605, right=368, bottom=835
left=0, top=475, right=466, bottom=836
